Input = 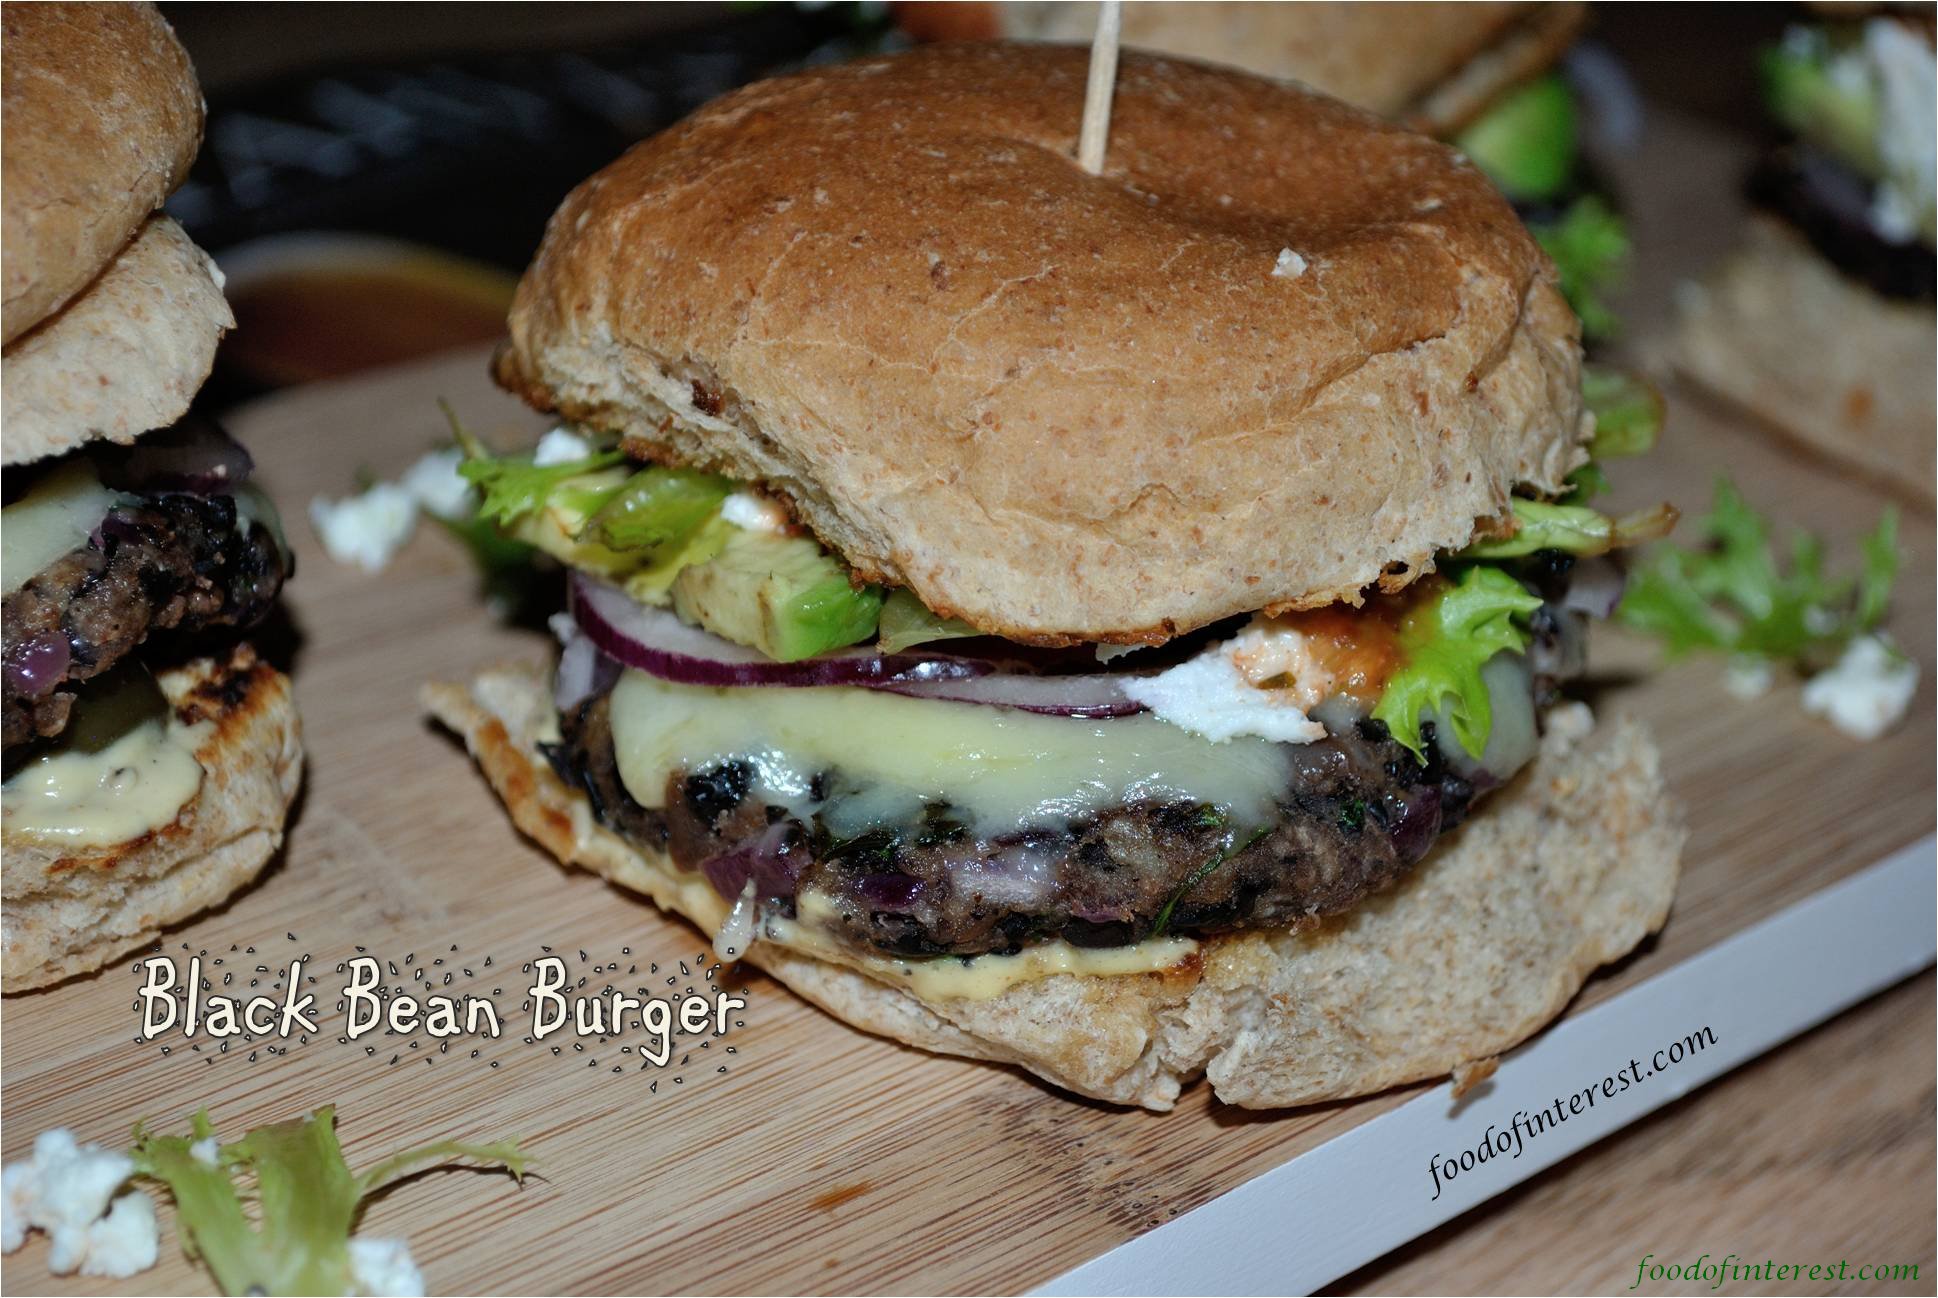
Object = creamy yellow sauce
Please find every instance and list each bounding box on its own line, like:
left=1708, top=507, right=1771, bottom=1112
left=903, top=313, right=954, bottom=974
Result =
left=608, top=669, right=1293, bottom=837
left=771, top=906, right=1197, bottom=1000
left=2, top=460, right=129, bottom=595
left=630, top=860, right=1195, bottom=1000
left=4, top=713, right=207, bottom=846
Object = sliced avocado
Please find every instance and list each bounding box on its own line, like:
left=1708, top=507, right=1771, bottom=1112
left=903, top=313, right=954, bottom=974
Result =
left=587, top=466, right=731, bottom=554
left=621, top=513, right=734, bottom=606
left=1457, top=74, right=1579, bottom=203
left=672, top=528, right=882, bottom=661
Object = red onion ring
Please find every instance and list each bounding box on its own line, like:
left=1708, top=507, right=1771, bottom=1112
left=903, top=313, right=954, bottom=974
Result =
left=94, top=415, right=254, bottom=496
left=872, top=672, right=1145, bottom=718
left=5, top=633, right=70, bottom=699
left=553, top=630, right=620, bottom=712
left=570, top=574, right=1148, bottom=717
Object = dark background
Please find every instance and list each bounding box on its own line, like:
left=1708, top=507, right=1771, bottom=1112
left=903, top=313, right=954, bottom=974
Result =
left=156, top=2, right=1795, bottom=273
left=150, top=3, right=1806, bottom=401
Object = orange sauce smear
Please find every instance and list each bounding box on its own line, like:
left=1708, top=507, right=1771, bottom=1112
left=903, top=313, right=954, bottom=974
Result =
left=1274, top=576, right=1445, bottom=704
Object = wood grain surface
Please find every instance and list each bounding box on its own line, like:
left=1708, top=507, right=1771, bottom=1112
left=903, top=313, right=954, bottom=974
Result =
left=3, top=104, right=1933, bottom=1295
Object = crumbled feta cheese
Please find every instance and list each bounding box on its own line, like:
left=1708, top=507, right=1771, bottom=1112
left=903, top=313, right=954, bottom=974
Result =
left=1, top=1129, right=157, bottom=1278
left=398, top=447, right=476, bottom=520
left=189, top=1137, right=220, bottom=1168
left=719, top=490, right=790, bottom=534
left=309, top=483, right=419, bottom=573
left=349, top=1235, right=426, bottom=1297
left=79, top=1194, right=159, bottom=1279
left=1865, top=18, right=1936, bottom=245
left=532, top=426, right=594, bottom=467
left=1271, top=248, right=1308, bottom=279
left=1723, top=656, right=1775, bottom=701
left=1121, top=618, right=1329, bottom=744
left=1801, top=634, right=1919, bottom=740
left=1094, top=642, right=1141, bottom=664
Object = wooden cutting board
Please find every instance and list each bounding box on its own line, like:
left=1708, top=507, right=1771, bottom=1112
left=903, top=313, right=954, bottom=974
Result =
left=4, top=118, right=1933, bottom=1295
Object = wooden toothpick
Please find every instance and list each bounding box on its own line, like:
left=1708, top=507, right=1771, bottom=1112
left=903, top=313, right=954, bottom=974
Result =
left=1077, top=0, right=1122, bottom=175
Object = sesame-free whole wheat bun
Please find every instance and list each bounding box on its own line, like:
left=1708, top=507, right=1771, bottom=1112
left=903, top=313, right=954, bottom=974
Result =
left=894, top=2, right=1588, bottom=134
left=496, top=43, right=1589, bottom=645
left=0, top=2, right=232, bottom=469
left=3, top=647, right=302, bottom=993
left=1, top=2, right=203, bottom=345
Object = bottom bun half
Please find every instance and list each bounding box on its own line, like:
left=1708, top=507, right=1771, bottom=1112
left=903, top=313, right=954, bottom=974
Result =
left=3, top=644, right=303, bottom=992
left=1675, top=215, right=1936, bottom=507
left=426, top=664, right=1682, bottom=1110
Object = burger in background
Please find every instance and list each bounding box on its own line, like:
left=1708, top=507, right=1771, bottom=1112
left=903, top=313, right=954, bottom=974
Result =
left=1, top=4, right=302, bottom=992
left=1676, top=8, right=1935, bottom=505
left=895, top=1, right=1634, bottom=337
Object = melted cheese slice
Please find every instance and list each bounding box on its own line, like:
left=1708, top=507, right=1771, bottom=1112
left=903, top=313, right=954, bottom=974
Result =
left=2, top=460, right=128, bottom=596
left=603, top=668, right=1241, bottom=997
left=608, top=669, right=1294, bottom=837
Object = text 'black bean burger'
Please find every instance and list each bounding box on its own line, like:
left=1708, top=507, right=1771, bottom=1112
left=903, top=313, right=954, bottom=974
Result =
left=1, top=4, right=301, bottom=993
left=428, top=43, right=1684, bottom=1109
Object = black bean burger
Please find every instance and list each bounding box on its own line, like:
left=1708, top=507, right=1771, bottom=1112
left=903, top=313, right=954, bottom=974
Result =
left=429, top=43, right=1683, bottom=1109
left=1, top=4, right=301, bottom=992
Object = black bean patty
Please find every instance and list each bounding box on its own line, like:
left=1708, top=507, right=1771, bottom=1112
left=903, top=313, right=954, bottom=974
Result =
left=546, top=687, right=1493, bottom=958
left=2, top=492, right=286, bottom=753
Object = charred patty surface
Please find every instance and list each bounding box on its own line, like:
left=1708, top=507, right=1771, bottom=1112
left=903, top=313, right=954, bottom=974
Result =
left=547, top=687, right=1486, bottom=957
left=2, top=493, right=287, bottom=753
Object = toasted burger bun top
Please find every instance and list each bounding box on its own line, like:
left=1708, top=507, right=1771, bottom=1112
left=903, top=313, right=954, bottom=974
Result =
left=2, top=2, right=203, bottom=346
left=498, top=43, right=1587, bottom=644
left=894, top=2, right=1586, bottom=134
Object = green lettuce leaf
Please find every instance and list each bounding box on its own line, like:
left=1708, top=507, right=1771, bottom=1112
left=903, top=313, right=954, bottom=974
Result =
left=1459, top=498, right=1679, bottom=560
left=876, top=588, right=982, bottom=653
left=587, top=467, right=732, bottom=554
left=1372, top=567, right=1543, bottom=760
left=1618, top=478, right=1900, bottom=669
left=131, top=1107, right=526, bottom=1297
left=1532, top=196, right=1630, bottom=339
left=1563, top=460, right=1610, bottom=504
left=451, top=423, right=624, bottom=527
left=1581, top=365, right=1664, bottom=460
